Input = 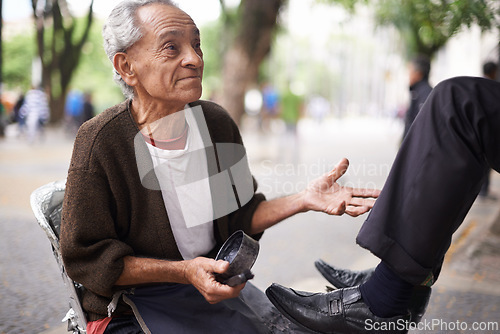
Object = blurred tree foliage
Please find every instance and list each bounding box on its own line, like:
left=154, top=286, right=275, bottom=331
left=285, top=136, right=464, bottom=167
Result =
left=375, top=0, right=499, bottom=58
left=2, top=18, right=122, bottom=113
left=321, top=0, right=499, bottom=58
left=69, top=19, right=124, bottom=112
left=3, top=32, right=36, bottom=91
left=198, top=19, right=225, bottom=101
left=32, top=0, right=94, bottom=123
left=0, top=0, right=3, bottom=96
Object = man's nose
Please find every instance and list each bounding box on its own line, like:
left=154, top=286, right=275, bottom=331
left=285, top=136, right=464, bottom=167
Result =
left=182, top=47, right=203, bottom=68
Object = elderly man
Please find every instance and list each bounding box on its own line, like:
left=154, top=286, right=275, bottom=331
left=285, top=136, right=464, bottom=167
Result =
left=60, top=1, right=378, bottom=333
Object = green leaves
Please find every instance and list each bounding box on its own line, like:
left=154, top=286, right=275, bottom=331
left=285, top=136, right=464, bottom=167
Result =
left=3, top=32, right=35, bottom=91
left=320, top=0, right=499, bottom=58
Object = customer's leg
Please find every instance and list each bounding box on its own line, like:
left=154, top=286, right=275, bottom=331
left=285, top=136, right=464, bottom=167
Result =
left=357, top=76, right=500, bottom=286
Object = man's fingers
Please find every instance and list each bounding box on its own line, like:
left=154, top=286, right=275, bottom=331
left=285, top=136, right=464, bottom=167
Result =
left=204, top=283, right=243, bottom=304
left=326, top=200, right=346, bottom=215
left=345, top=205, right=371, bottom=217
left=351, top=187, right=381, bottom=198
left=212, top=260, right=230, bottom=274
left=328, top=158, right=349, bottom=182
left=349, top=197, right=377, bottom=208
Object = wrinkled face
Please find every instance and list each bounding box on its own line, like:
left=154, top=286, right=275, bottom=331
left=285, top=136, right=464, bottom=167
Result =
left=125, top=4, right=204, bottom=107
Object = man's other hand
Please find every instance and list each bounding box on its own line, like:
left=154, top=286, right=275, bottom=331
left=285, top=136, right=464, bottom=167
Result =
left=184, top=257, right=245, bottom=304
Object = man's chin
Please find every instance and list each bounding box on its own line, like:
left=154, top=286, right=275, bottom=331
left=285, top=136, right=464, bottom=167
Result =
left=186, top=89, right=203, bottom=104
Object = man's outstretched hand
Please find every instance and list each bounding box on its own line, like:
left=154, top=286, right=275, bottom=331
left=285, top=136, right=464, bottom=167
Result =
left=302, top=158, right=380, bottom=217
left=250, top=158, right=380, bottom=234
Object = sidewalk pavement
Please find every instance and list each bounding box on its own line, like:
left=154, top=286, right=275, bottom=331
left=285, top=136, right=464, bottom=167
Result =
left=411, top=172, right=500, bottom=333
left=0, top=125, right=73, bottom=334
left=436, top=175, right=500, bottom=295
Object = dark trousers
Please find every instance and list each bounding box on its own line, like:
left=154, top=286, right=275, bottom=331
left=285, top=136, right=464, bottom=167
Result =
left=357, top=77, right=500, bottom=286
left=479, top=170, right=490, bottom=196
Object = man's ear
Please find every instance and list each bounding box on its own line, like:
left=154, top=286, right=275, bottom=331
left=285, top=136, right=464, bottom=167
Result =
left=113, top=52, right=137, bottom=87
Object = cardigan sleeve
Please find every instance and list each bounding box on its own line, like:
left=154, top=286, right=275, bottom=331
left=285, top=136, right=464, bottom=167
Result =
left=61, top=169, right=135, bottom=298
left=60, top=112, right=136, bottom=299
left=222, top=178, right=266, bottom=241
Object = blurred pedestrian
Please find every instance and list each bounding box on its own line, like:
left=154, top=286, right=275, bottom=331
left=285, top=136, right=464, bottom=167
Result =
left=12, top=93, right=25, bottom=125
left=81, top=92, right=95, bottom=125
left=260, top=82, right=280, bottom=132
left=20, top=86, right=49, bottom=143
left=0, top=102, right=5, bottom=138
left=307, top=95, right=330, bottom=125
left=479, top=61, right=498, bottom=200
left=65, top=90, right=84, bottom=135
left=281, top=85, right=302, bottom=134
left=403, top=54, right=432, bottom=139
left=279, top=84, right=303, bottom=163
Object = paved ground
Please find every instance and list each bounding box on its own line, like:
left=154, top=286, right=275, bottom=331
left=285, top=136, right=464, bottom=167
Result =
left=0, top=126, right=72, bottom=333
left=1, top=117, right=499, bottom=333
left=413, top=191, right=500, bottom=334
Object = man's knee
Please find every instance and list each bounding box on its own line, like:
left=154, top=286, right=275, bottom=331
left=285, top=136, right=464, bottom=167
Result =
left=433, top=76, right=497, bottom=101
left=423, top=76, right=494, bottom=122
left=432, top=76, right=477, bottom=96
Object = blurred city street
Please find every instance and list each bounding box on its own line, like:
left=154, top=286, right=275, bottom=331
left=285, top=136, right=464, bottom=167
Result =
left=1, top=114, right=499, bottom=333
left=2, top=0, right=499, bottom=333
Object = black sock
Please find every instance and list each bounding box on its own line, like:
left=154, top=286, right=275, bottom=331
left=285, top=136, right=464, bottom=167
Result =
left=359, top=261, right=413, bottom=318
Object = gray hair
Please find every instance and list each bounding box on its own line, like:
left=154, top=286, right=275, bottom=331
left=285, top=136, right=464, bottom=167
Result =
left=102, top=0, right=178, bottom=99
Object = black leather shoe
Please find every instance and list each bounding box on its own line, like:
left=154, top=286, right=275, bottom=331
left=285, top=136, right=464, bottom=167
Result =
left=315, top=259, right=374, bottom=288
left=266, top=284, right=410, bottom=334
left=314, top=260, right=431, bottom=324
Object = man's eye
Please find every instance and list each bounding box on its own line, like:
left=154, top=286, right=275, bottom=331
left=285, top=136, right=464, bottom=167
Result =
left=163, top=43, right=177, bottom=51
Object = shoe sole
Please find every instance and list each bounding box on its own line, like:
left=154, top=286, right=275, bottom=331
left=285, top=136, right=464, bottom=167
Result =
left=266, top=289, right=325, bottom=334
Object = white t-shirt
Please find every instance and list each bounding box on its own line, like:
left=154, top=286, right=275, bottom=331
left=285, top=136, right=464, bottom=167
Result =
left=145, top=107, right=216, bottom=260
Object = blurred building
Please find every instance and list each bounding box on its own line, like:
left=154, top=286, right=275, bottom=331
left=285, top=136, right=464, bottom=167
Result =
left=267, top=0, right=498, bottom=119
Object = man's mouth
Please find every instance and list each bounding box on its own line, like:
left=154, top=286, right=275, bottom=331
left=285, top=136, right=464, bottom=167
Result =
left=179, top=76, right=201, bottom=81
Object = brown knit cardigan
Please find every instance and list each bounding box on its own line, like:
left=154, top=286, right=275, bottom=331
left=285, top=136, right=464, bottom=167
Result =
left=60, top=99, right=265, bottom=321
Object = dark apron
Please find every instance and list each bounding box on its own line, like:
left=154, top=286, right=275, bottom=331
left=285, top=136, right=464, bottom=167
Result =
left=113, top=282, right=308, bottom=333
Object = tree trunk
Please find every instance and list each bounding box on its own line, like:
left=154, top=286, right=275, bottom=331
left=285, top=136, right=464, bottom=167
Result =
left=32, top=0, right=94, bottom=124
left=50, top=95, right=66, bottom=123
left=220, top=45, right=258, bottom=126
left=219, top=0, right=285, bottom=125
